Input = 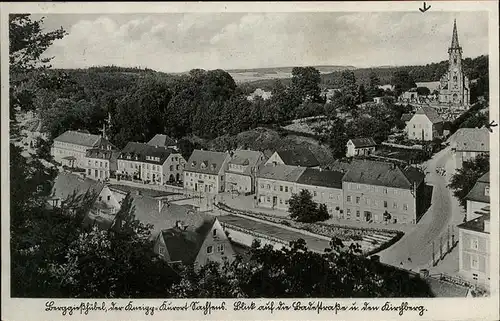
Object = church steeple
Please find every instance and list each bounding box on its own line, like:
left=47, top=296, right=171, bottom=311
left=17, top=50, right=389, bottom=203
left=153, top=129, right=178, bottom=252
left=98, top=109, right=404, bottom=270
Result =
left=450, top=19, right=460, bottom=49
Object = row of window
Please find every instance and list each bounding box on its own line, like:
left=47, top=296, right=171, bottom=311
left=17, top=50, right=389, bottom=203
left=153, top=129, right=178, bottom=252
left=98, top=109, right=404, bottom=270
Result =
left=206, top=244, right=225, bottom=254
left=186, top=172, right=220, bottom=180
left=345, top=195, right=409, bottom=210
left=261, top=195, right=290, bottom=206
left=55, top=142, right=86, bottom=151
left=87, top=159, right=108, bottom=168
left=412, top=123, right=432, bottom=129
left=346, top=183, right=405, bottom=195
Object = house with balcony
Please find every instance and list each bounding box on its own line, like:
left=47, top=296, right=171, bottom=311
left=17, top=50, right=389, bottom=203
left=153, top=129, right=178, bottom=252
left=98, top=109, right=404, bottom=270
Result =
left=265, top=147, right=320, bottom=168
left=224, top=149, right=266, bottom=195
left=84, top=148, right=120, bottom=181
left=457, top=207, right=490, bottom=289
left=448, top=127, right=489, bottom=170
left=346, top=137, right=377, bottom=157
left=256, top=164, right=306, bottom=211
left=406, top=107, right=444, bottom=141
left=117, top=142, right=186, bottom=185
left=464, top=172, right=489, bottom=221
left=342, top=160, right=425, bottom=224
left=51, top=130, right=114, bottom=168
left=183, top=150, right=231, bottom=194
left=295, top=168, right=344, bottom=216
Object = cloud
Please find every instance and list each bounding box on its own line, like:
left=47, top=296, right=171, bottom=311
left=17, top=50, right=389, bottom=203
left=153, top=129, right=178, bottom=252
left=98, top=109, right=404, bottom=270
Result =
left=42, top=12, right=489, bottom=72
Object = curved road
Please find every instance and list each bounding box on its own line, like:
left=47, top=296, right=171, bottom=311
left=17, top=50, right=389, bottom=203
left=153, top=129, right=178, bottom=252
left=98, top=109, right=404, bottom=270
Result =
left=378, top=146, right=461, bottom=270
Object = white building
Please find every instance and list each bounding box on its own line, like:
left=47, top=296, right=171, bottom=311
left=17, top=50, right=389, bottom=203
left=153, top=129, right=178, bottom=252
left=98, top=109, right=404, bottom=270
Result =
left=346, top=138, right=377, bottom=157
left=406, top=107, right=444, bottom=141
left=184, top=150, right=231, bottom=194
left=225, top=150, right=266, bottom=195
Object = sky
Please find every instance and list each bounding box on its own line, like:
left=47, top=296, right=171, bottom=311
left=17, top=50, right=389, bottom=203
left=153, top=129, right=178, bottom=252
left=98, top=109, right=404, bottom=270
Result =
left=35, top=11, right=489, bottom=73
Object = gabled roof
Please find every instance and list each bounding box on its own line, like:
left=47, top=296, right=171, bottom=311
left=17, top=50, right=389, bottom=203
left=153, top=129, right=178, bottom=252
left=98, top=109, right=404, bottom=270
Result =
left=412, top=107, right=443, bottom=124
left=343, top=160, right=422, bottom=190
left=349, top=138, right=377, bottom=148
left=227, top=150, right=265, bottom=174
left=401, top=113, right=413, bottom=122
left=465, top=172, right=489, bottom=203
left=296, top=168, right=344, bottom=189
left=457, top=213, right=489, bottom=234
left=185, top=149, right=229, bottom=175
left=147, top=134, right=177, bottom=148
left=119, top=142, right=175, bottom=165
left=275, top=148, right=319, bottom=167
left=53, top=130, right=101, bottom=147
left=86, top=148, right=114, bottom=160
left=50, top=172, right=104, bottom=202
left=450, top=128, right=489, bottom=152
left=160, top=219, right=215, bottom=264
left=257, top=164, right=306, bottom=183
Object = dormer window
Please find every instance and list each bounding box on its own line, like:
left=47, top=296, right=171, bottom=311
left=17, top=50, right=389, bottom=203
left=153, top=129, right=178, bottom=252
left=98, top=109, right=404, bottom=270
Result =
left=191, top=161, right=197, bottom=167
left=211, top=163, right=216, bottom=170
left=200, top=161, right=207, bottom=169
left=485, top=186, right=489, bottom=196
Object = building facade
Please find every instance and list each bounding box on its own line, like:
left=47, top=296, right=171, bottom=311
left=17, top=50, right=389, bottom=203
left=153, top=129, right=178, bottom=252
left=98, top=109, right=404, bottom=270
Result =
left=438, top=19, right=470, bottom=107
left=224, top=150, right=266, bottom=195
left=117, top=142, right=186, bottom=185
left=406, top=106, right=444, bottom=141
left=265, top=148, right=320, bottom=168
left=51, top=130, right=113, bottom=168
left=346, top=138, right=377, bottom=157
left=342, top=160, right=425, bottom=224
left=84, top=148, right=119, bottom=181
left=183, top=150, right=231, bottom=194
left=449, top=127, right=489, bottom=170
left=465, top=172, right=490, bottom=221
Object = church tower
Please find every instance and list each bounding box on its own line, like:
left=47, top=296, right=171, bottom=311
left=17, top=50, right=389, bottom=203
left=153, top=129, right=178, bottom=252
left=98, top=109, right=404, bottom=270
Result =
left=438, top=19, right=470, bottom=107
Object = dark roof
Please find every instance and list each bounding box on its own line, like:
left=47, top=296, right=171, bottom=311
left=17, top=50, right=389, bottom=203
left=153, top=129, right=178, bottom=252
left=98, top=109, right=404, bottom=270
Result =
left=109, top=184, right=181, bottom=199
left=324, top=160, right=352, bottom=173
left=465, top=172, right=489, bottom=203
left=185, top=149, right=229, bottom=175
left=401, top=113, right=413, bottom=122
left=403, top=166, right=425, bottom=187
left=147, top=134, right=177, bottom=148
left=86, top=148, right=114, bottom=160
left=296, top=168, right=344, bottom=189
left=276, top=148, right=319, bottom=167
left=449, top=128, right=489, bottom=152
left=257, top=164, right=306, bottom=182
left=54, top=130, right=101, bottom=147
left=161, top=219, right=215, bottom=264
left=349, top=138, right=377, bottom=148
left=50, top=172, right=104, bottom=202
left=343, top=160, right=420, bottom=190
left=119, top=142, right=175, bottom=165
left=413, top=107, right=443, bottom=124
left=457, top=214, right=490, bottom=234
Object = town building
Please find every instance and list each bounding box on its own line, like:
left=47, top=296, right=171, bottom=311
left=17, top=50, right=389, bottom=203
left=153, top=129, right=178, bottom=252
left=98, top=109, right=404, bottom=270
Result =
left=184, top=150, right=231, bottom=194
left=224, top=149, right=266, bottom=195
left=438, top=19, right=470, bottom=107
left=47, top=172, right=104, bottom=209
left=464, top=172, right=490, bottom=221
left=154, top=215, right=235, bottom=267
left=147, top=134, right=178, bottom=150
left=256, top=164, right=306, bottom=211
left=117, top=142, right=186, bottom=185
left=84, top=148, right=120, bottom=181
left=295, top=168, right=344, bottom=216
left=406, top=106, right=444, bottom=141
left=265, top=148, right=320, bottom=168
left=448, top=127, right=489, bottom=170
left=51, top=130, right=114, bottom=168
left=346, top=138, right=377, bottom=157
left=342, top=160, right=425, bottom=224
left=256, top=164, right=344, bottom=214
left=457, top=207, right=490, bottom=289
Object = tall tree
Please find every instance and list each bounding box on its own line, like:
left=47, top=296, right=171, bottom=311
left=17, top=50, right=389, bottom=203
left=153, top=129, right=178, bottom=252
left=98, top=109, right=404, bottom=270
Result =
left=291, top=67, right=322, bottom=102
left=391, top=70, right=416, bottom=96
left=314, top=115, right=348, bottom=159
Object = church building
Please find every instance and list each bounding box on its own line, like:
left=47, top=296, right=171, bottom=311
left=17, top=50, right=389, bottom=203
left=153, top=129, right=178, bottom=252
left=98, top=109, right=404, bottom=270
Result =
left=438, top=19, right=470, bottom=107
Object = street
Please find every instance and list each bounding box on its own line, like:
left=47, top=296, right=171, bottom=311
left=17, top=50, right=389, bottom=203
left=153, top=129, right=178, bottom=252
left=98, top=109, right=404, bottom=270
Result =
left=378, top=146, right=464, bottom=271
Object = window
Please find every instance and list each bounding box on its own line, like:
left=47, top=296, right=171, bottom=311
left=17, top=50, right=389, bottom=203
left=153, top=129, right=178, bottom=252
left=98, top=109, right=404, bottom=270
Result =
left=403, top=204, right=408, bottom=211
left=485, top=186, right=490, bottom=196
left=365, top=198, right=370, bottom=205
left=285, top=200, right=289, bottom=205
left=206, top=246, right=213, bottom=254
left=266, top=196, right=270, bottom=202
left=98, top=196, right=102, bottom=201
left=356, top=210, right=360, bottom=218
left=170, top=165, right=173, bottom=171
left=413, top=124, right=416, bottom=129
left=393, top=202, right=397, bottom=209
left=346, top=209, right=351, bottom=217
left=280, top=185, right=283, bottom=192
left=279, top=199, right=283, bottom=204
left=383, top=201, right=388, bottom=208
left=285, top=186, right=289, bottom=192
left=213, top=229, right=217, bottom=237
left=384, top=188, right=388, bottom=194
left=107, top=195, right=111, bottom=201
left=314, top=191, right=317, bottom=197
left=470, top=238, right=479, bottom=250
left=290, top=187, right=293, bottom=193
left=176, top=165, right=179, bottom=170
left=273, top=186, right=277, bottom=191
left=267, top=184, right=271, bottom=189
left=217, top=244, right=225, bottom=252
left=260, top=184, right=264, bottom=188
left=355, top=196, right=360, bottom=204
left=471, top=255, right=479, bottom=269
left=347, top=196, right=352, bottom=202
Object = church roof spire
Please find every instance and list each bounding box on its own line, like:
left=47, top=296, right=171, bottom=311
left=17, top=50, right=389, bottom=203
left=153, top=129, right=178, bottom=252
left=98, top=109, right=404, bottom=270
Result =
left=450, top=19, right=460, bottom=49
